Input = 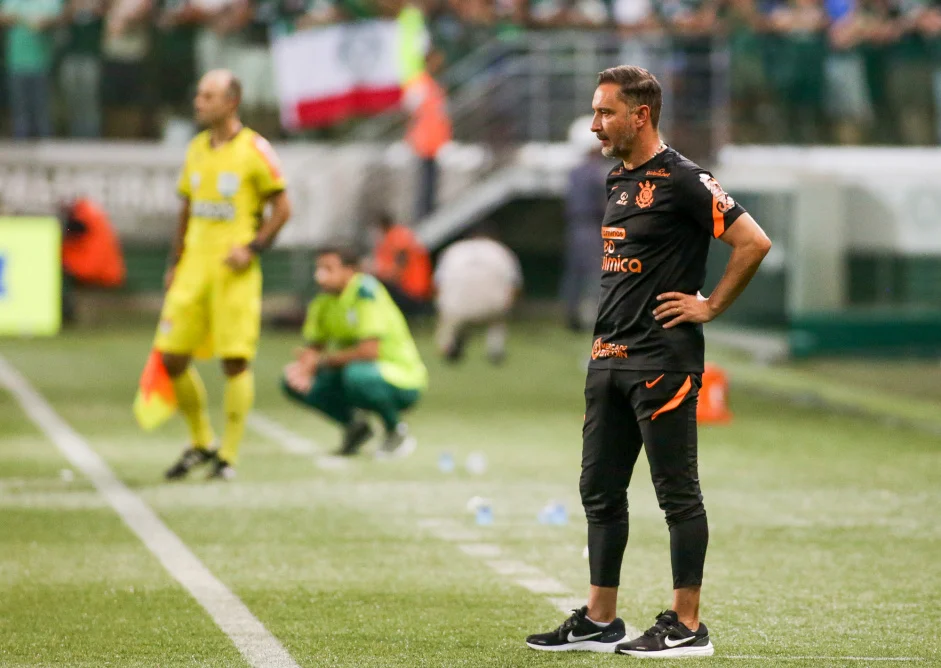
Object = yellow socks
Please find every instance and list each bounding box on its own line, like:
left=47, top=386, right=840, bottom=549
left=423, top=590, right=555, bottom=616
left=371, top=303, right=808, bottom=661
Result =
left=172, top=367, right=215, bottom=449
left=217, top=369, right=254, bottom=466
left=172, top=365, right=254, bottom=466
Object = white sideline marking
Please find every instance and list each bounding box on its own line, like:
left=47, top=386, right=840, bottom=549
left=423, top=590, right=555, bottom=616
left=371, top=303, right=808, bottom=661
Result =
left=432, top=527, right=482, bottom=542
left=0, top=356, right=300, bottom=668
left=722, top=657, right=924, bottom=663
left=251, top=412, right=643, bottom=637
left=247, top=413, right=347, bottom=470
left=418, top=518, right=450, bottom=529
left=248, top=413, right=318, bottom=455
left=486, top=560, right=543, bottom=576
left=515, top=577, right=569, bottom=595
left=459, top=543, right=502, bottom=558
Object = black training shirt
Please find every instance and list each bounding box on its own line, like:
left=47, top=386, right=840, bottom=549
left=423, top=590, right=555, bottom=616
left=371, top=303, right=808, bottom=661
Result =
left=589, top=146, right=747, bottom=373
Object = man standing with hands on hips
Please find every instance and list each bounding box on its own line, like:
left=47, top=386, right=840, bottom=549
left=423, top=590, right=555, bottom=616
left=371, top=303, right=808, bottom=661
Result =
left=526, top=66, right=771, bottom=658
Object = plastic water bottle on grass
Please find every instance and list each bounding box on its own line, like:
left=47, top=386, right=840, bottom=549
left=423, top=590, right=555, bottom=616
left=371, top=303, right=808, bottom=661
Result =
left=475, top=502, right=493, bottom=526
left=538, top=501, right=568, bottom=526
left=466, top=496, right=487, bottom=513
left=550, top=503, right=568, bottom=526
left=538, top=503, right=553, bottom=525
left=438, top=451, right=455, bottom=473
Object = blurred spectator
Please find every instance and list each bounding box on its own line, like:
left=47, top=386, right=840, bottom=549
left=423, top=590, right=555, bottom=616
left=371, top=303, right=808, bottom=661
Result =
left=434, top=225, right=522, bottom=365
left=236, top=1, right=280, bottom=134
left=371, top=212, right=433, bottom=315
left=293, top=0, right=343, bottom=29
left=190, top=1, right=248, bottom=94
left=658, top=0, right=720, bottom=36
left=0, top=0, right=940, bottom=147
left=526, top=0, right=609, bottom=28
left=725, top=0, right=773, bottom=143
left=189, top=0, right=278, bottom=132
left=426, top=0, right=490, bottom=65
left=765, top=0, right=829, bottom=143
left=61, top=197, right=126, bottom=289
left=60, top=0, right=109, bottom=138
left=404, top=48, right=452, bottom=220
left=874, top=0, right=932, bottom=145
left=154, top=1, right=199, bottom=134
left=60, top=196, right=127, bottom=323
left=493, top=0, right=528, bottom=36
left=339, top=0, right=390, bottom=18
left=0, top=0, right=63, bottom=139
left=569, top=0, right=611, bottom=27
left=103, top=0, right=153, bottom=137
left=905, top=0, right=941, bottom=142
left=561, top=117, right=606, bottom=332
left=613, top=0, right=662, bottom=77
left=528, top=0, right=571, bottom=28
left=657, top=0, right=721, bottom=152
left=424, top=0, right=465, bottom=65
left=825, top=0, right=874, bottom=144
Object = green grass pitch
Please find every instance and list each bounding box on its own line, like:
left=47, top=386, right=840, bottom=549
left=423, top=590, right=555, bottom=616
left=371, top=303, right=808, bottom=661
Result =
left=1, top=323, right=938, bottom=667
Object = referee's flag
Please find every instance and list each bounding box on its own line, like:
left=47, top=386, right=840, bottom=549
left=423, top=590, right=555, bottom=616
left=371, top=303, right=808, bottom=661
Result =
left=133, top=348, right=177, bottom=431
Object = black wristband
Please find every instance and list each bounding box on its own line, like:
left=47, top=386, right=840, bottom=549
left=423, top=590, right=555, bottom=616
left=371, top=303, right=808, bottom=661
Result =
left=248, top=239, right=267, bottom=255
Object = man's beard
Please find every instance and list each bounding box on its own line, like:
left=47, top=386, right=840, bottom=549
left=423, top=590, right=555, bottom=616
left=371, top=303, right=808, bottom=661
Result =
left=600, top=129, right=636, bottom=159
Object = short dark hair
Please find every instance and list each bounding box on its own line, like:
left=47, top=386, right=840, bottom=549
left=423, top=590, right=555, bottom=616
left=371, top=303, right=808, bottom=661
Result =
left=226, top=75, right=243, bottom=104
left=317, top=246, right=361, bottom=268
left=597, top=66, right=662, bottom=129
left=374, top=212, right=395, bottom=230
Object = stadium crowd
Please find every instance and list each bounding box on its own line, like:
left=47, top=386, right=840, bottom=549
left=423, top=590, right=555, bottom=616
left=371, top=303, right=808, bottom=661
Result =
left=2, top=0, right=941, bottom=144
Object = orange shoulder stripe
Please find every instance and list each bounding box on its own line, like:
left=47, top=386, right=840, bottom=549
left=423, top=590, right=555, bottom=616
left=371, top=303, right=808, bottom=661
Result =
left=250, top=134, right=283, bottom=181
left=712, top=197, right=725, bottom=238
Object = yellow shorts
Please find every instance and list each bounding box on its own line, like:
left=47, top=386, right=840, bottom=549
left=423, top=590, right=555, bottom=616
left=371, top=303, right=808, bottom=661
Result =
left=155, top=253, right=262, bottom=360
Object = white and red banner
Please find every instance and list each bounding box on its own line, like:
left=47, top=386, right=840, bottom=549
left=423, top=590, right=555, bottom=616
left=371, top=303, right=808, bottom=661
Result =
left=272, top=20, right=406, bottom=130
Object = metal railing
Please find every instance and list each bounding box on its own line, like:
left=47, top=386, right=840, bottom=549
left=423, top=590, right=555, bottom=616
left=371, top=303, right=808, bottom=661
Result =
left=353, top=30, right=731, bottom=164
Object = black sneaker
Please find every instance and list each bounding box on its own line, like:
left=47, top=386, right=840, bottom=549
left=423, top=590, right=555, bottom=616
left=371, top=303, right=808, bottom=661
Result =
left=207, top=458, right=236, bottom=481
left=615, top=610, right=714, bottom=658
left=375, top=423, right=417, bottom=459
left=525, top=606, right=627, bottom=653
left=165, top=447, right=216, bottom=480
left=334, top=417, right=373, bottom=456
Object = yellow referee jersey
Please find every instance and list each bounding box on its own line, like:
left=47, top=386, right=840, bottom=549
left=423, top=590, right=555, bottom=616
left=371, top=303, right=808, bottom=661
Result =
left=177, top=128, right=287, bottom=258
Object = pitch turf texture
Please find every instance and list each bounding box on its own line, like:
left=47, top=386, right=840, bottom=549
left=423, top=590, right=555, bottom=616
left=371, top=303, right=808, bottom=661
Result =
left=1, top=323, right=939, bottom=667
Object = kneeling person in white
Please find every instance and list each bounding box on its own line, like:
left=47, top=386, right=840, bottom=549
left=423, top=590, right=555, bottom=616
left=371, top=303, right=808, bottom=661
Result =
left=434, top=230, right=522, bottom=364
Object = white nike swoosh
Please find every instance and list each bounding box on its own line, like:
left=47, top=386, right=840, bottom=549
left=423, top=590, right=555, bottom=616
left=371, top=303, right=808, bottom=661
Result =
left=663, top=635, right=697, bottom=648
left=567, top=630, right=604, bottom=642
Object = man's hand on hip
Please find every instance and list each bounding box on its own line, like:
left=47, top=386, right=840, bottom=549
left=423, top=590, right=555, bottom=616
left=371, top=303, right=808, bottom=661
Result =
left=653, top=292, right=716, bottom=329
left=225, top=246, right=254, bottom=272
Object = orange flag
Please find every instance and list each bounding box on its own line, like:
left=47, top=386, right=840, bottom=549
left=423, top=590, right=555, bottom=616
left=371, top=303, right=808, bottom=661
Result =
left=133, top=348, right=177, bottom=431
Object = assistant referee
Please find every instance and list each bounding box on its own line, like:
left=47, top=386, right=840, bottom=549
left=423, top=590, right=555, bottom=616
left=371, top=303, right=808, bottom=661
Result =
left=526, top=66, right=771, bottom=658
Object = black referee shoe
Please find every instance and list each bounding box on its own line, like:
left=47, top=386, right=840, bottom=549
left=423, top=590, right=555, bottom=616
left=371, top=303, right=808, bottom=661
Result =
left=525, top=606, right=626, bottom=653
left=164, top=446, right=216, bottom=480
left=615, top=610, right=714, bottom=658
left=207, top=458, right=236, bottom=481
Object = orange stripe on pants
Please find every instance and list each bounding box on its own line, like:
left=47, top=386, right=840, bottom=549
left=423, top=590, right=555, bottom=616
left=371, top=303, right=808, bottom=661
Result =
left=651, top=375, right=692, bottom=421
